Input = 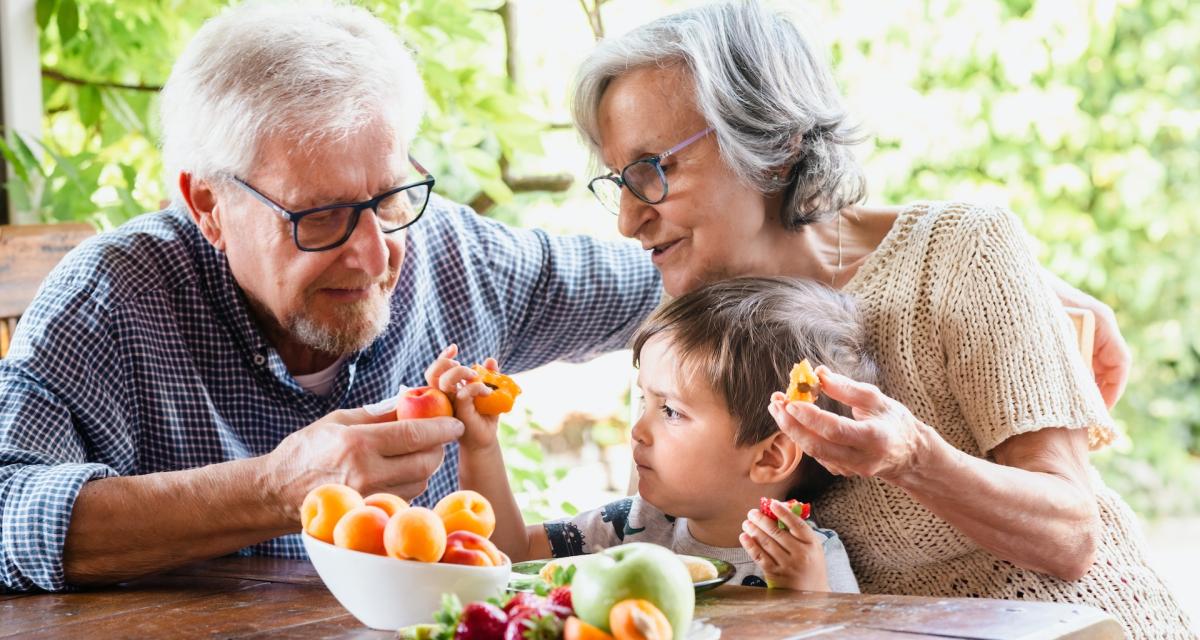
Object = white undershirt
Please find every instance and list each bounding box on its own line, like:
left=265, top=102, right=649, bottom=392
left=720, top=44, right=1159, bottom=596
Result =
left=292, top=356, right=348, bottom=396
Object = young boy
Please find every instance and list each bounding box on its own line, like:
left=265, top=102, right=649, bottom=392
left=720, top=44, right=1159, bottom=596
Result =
left=425, top=277, right=875, bottom=591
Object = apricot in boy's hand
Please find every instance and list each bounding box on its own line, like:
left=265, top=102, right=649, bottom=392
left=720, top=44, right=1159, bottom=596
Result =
left=469, top=365, right=522, bottom=415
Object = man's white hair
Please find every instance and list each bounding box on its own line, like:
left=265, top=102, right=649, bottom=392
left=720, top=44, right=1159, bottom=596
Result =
left=159, top=1, right=424, bottom=203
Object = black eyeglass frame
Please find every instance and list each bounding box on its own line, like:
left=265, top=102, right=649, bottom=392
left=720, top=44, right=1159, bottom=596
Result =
left=586, top=127, right=714, bottom=215
left=230, top=155, right=436, bottom=252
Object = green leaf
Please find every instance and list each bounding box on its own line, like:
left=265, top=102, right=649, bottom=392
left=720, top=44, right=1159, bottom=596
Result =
left=77, top=86, right=101, bottom=128
left=36, top=0, right=58, bottom=31
left=57, top=0, right=79, bottom=44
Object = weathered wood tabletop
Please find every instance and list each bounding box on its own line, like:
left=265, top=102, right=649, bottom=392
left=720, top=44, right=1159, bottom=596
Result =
left=0, top=557, right=1124, bottom=639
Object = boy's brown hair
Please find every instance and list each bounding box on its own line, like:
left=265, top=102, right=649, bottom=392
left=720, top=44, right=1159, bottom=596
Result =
left=630, top=276, right=877, bottom=500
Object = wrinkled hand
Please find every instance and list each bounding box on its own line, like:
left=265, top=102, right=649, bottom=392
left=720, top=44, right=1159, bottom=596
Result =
left=768, top=366, right=928, bottom=482
left=739, top=500, right=829, bottom=591
left=265, top=405, right=463, bottom=522
left=424, top=344, right=500, bottom=451
left=1048, top=274, right=1131, bottom=408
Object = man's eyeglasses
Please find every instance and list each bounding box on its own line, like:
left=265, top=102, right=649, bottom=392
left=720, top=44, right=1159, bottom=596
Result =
left=230, top=156, right=435, bottom=252
left=587, top=127, right=713, bottom=215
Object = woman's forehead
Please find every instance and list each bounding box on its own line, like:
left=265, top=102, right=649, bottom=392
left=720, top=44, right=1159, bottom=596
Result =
left=597, top=66, right=706, bottom=164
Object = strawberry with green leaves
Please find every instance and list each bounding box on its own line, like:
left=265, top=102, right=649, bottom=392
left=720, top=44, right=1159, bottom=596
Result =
left=759, top=497, right=811, bottom=531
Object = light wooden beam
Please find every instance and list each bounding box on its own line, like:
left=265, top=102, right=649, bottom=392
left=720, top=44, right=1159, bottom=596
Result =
left=0, top=0, right=43, bottom=224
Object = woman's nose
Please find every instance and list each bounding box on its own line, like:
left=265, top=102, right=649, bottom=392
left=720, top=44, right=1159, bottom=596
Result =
left=616, top=190, right=654, bottom=239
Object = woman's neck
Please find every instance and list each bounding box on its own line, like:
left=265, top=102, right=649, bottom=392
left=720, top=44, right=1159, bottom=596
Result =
left=759, top=206, right=901, bottom=290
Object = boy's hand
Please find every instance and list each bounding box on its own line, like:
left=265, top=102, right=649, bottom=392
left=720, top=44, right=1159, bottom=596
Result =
left=739, top=499, right=830, bottom=591
left=424, top=344, right=500, bottom=451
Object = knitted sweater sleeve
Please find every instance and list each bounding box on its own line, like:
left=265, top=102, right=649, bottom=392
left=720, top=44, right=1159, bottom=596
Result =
left=936, top=206, right=1116, bottom=454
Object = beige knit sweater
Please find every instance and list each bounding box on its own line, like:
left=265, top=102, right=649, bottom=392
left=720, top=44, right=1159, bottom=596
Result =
left=816, top=201, right=1194, bottom=638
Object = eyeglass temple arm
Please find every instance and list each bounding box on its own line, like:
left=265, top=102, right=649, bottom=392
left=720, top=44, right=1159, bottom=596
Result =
left=233, top=177, right=292, bottom=221
left=659, top=126, right=715, bottom=160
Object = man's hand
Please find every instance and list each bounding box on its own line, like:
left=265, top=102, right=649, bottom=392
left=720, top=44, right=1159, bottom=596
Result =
left=263, top=406, right=463, bottom=524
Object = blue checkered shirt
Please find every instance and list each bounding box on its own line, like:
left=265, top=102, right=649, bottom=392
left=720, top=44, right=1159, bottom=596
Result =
left=0, top=195, right=660, bottom=591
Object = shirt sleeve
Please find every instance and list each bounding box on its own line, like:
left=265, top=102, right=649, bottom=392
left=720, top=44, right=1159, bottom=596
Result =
left=0, top=285, right=127, bottom=592
left=938, top=206, right=1115, bottom=454
left=815, top=527, right=860, bottom=593
left=542, top=497, right=637, bottom=558
left=467, top=208, right=663, bottom=371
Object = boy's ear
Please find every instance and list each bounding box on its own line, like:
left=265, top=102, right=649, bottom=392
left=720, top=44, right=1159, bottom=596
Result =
left=748, top=432, right=804, bottom=485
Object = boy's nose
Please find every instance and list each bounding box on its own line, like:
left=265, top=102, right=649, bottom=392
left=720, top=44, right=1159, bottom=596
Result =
left=630, top=414, right=652, bottom=445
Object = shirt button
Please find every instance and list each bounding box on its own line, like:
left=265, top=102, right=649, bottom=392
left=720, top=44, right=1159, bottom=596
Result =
left=253, top=354, right=266, bottom=365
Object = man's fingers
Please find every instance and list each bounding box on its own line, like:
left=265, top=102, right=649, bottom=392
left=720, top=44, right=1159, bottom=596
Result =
left=358, top=417, right=464, bottom=456
left=815, top=366, right=887, bottom=413
left=334, top=404, right=400, bottom=424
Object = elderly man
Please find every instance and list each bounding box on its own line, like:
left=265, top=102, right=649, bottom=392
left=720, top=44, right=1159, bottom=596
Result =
left=0, top=3, right=658, bottom=591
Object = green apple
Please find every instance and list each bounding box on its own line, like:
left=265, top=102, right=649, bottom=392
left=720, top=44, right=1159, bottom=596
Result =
left=570, top=543, right=694, bottom=639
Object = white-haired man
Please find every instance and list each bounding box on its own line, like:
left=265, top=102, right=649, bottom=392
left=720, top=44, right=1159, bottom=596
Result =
left=0, top=3, right=659, bottom=591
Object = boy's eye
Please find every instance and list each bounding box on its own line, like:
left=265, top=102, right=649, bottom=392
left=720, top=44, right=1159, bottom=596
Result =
left=659, top=403, right=681, bottom=421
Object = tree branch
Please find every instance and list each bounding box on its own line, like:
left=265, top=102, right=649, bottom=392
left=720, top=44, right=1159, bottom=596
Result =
left=41, top=68, right=161, bottom=92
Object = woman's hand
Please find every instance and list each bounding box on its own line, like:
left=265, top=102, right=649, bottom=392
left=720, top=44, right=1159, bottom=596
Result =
left=1046, top=272, right=1131, bottom=409
left=739, top=500, right=829, bottom=591
left=768, top=366, right=933, bottom=483
left=424, top=344, right=500, bottom=451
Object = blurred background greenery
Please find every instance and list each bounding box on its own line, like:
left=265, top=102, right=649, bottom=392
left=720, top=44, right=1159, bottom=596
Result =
left=3, top=0, right=1198, bottom=528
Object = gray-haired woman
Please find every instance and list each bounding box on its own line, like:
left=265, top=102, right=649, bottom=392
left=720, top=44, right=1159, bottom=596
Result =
left=572, top=1, right=1191, bottom=636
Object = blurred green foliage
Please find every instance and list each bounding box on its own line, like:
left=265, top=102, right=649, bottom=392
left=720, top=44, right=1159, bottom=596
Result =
left=821, top=0, right=1199, bottom=516
left=3, top=0, right=540, bottom=229
left=3, top=0, right=1197, bottom=517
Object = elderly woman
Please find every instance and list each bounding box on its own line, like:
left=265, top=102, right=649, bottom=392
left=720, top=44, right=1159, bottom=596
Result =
left=571, top=1, right=1192, bottom=636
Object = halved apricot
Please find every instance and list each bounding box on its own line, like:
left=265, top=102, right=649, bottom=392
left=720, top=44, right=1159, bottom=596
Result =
left=609, top=599, right=672, bottom=640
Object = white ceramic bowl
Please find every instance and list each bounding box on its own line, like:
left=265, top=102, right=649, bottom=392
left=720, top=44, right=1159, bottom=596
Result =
left=302, top=532, right=511, bottom=630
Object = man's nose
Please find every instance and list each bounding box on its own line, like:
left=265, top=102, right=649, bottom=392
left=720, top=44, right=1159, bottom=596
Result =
left=340, top=208, right=389, bottom=276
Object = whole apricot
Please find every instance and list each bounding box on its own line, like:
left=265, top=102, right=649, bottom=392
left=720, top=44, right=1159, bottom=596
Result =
left=395, top=386, right=454, bottom=420
left=433, top=490, right=496, bottom=539
left=364, top=493, right=409, bottom=517
left=441, top=530, right=504, bottom=567
left=383, top=506, right=447, bottom=563
left=300, top=484, right=364, bottom=544
left=332, top=505, right=390, bottom=555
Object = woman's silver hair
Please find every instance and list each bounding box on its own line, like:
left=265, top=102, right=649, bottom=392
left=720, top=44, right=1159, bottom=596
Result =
left=573, top=0, right=866, bottom=227
left=159, top=1, right=424, bottom=203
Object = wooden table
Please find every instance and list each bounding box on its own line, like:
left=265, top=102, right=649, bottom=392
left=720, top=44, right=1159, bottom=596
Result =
left=0, top=557, right=1124, bottom=639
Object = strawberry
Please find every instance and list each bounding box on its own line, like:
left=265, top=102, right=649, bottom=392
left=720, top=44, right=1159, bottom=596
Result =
left=455, top=602, right=507, bottom=640
left=759, top=497, right=811, bottom=531
left=546, top=587, right=573, bottom=617
left=502, top=591, right=543, bottom=616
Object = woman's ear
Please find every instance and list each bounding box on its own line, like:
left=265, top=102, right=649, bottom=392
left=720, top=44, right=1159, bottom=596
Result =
left=178, top=172, right=225, bottom=251
left=748, top=432, right=804, bottom=485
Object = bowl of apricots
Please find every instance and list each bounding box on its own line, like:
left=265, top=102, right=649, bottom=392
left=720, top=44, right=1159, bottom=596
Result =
left=300, top=485, right=511, bottom=630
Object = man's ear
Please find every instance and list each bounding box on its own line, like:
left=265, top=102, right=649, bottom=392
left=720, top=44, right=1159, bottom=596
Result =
left=178, top=172, right=225, bottom=251
left=748, top=432, right=804, bottom=485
